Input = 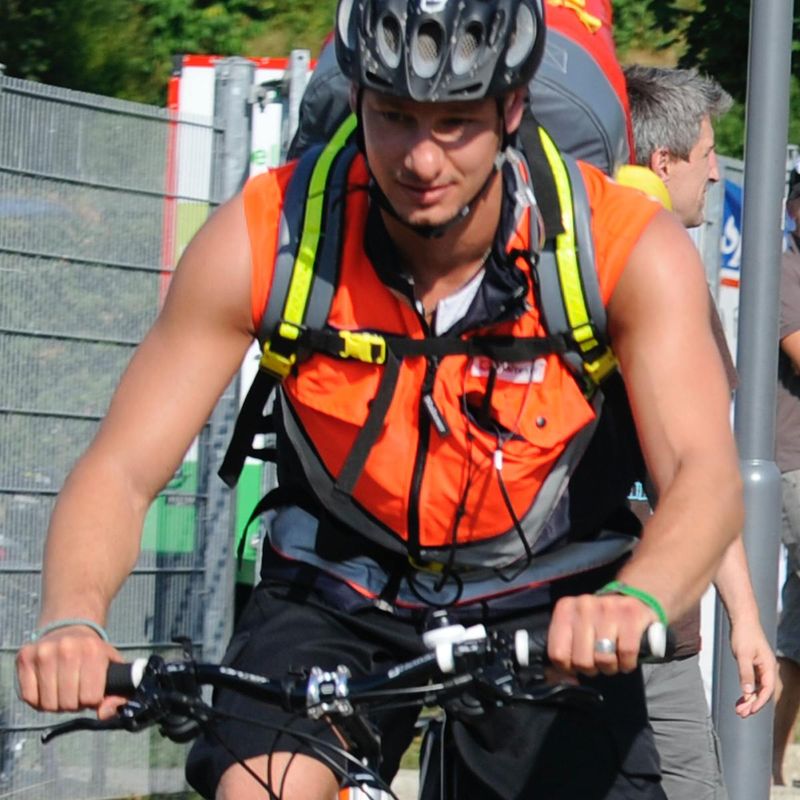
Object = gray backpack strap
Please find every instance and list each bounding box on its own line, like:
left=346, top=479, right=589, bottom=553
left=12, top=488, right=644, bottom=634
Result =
left=220, top=116, right=357, bottom=487
left=563, top=154, right=608, bottom=341
left=258, top=114, right=358, bottom=351
left=531, top=126, right=617, bottom=392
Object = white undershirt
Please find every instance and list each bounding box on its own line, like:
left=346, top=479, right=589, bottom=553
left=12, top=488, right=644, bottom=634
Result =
left=414, top=267, right=486, bottom=335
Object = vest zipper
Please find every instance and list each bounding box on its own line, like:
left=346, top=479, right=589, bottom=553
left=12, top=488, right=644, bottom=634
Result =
left=408, top=355, right=440, bottom=558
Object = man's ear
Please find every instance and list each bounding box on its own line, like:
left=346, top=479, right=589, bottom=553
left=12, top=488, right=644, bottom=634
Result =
left=503, top=88, right=528, bottom=135
left=649, top=147, right=672, bottom=182
left=349, top=84, right=359, bottom=113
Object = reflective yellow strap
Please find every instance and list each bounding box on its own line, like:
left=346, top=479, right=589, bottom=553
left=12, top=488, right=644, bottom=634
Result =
left=284, top=113, right=358, bottom=326
left=546, top=0, right=603, bottom=33
left=538, top=128, right=594, bottom=350
left=260, top=114, right=358, bottom=376
left=537, top=127, right=617, bottom=384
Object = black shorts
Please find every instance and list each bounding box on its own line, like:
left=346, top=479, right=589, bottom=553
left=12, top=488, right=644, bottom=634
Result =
left=186, top=575, right=665, bottom=800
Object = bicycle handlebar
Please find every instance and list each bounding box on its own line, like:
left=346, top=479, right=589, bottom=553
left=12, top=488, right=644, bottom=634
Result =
left=43, top=621, right=673, bottom=750
left=104, top=620, right=672, bottom=699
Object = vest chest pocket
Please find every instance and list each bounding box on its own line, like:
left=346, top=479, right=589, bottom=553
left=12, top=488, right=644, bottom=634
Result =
left=287, top=354, right=384, bottom=427
left=454, top=354, right=596, bottom=453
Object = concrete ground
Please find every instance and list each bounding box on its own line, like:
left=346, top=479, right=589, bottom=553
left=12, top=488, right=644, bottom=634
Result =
left=391, top=769, right=418, bottom=799
left=773, top=744, right=800, bottom=799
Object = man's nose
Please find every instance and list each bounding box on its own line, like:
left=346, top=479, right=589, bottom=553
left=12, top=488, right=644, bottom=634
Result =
left=708, top=150, right=721, bottom=183
left=403, top=130, right=444, bottom=180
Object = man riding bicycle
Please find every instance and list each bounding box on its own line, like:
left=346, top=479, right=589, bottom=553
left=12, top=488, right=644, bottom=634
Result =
left=17, top=1, right=742, bottom=798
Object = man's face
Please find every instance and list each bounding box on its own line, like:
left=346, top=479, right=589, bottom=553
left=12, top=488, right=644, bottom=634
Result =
left=665, top=116, right=720, bottom=228
left=360, top=90, right=505, bottom=230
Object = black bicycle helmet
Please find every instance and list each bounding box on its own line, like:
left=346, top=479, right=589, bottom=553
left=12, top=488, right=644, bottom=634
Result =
left=335, top=0, right=545, bottom=102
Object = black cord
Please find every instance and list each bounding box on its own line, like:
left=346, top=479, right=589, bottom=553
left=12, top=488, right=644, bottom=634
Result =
left=204, top=708, right=396, bottom=797
left=493, top=465, right=536, bottom=583
left=203, top=722, right=280, bottom=800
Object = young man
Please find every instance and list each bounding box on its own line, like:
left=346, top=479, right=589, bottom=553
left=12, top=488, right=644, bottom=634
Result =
left=772, top=178, right=800, bottom=787
left=625, top=64, right=776, bottom=800
left=16, top=4, right=742, bottom=799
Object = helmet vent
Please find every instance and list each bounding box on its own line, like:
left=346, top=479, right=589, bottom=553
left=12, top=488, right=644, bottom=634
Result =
left=378, top=14, right=403, bottom=68
left=452, top=22, right=483, bottom=75
left=505, top=3, right=535, bottom=69
left=411, top=21, right=444, bottom=79
left=488, top=10, right=506, bottom=47
left=336, top=0, right=356, bottom=48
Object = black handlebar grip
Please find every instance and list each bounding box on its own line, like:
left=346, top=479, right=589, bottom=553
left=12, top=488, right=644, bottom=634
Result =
left=105, top=659, right=147, bottom=696
left=519, top=622, right=676, bottom=667
left=639, top=623, right=677, bottom=663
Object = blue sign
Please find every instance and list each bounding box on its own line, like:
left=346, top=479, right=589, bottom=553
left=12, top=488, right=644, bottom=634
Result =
left=721, top=179, right=742, bottom=270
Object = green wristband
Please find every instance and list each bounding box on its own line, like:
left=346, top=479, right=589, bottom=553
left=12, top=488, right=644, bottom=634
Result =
left=30, top=618, right=110, bottom=643
left=596, top=581, right=668, bottom=627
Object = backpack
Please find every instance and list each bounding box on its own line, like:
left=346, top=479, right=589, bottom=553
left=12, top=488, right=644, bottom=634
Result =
left=531, top=0, right=633, bottom=174
left=288, top=0, right=634, bottom=175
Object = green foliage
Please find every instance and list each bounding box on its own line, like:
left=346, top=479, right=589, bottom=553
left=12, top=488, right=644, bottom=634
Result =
left=0, top=0, right=275, bottom=104
left=245, top=0, right=336, bottom=58
left=636, top=0, right=800, bottom=157
left=648, top=0, right=751, bottom=102
left=611, top=0, right=676, bottom=58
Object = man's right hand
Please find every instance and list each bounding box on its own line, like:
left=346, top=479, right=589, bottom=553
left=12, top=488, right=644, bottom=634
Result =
left=16, top=626, right=126, bottom=720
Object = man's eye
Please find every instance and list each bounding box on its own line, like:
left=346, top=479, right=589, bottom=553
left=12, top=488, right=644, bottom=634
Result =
left=441, top=118, right=468, bottom=129
left=380, top=111, right=407, bottom=124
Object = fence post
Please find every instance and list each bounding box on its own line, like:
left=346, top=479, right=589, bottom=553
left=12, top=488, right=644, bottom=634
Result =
left=198, top=57, right=256, bottom=662
left=712, top=2, right=793, bottom=799
left=285, top=49, right=310, bottom=154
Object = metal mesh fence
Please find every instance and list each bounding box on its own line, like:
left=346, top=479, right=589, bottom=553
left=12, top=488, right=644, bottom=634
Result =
left=0, top=73, right=227, bottom=798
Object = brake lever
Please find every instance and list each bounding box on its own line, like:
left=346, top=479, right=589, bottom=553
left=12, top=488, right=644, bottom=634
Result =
left=42, top=714, right=127, bottom=743
left=472, top=662, right=603, bottom=711
left=507, top=681, right=603, bottom=710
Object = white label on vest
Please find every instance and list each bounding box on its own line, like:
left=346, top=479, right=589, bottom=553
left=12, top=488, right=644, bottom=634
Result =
left=470, top=357, right=547, bottom=384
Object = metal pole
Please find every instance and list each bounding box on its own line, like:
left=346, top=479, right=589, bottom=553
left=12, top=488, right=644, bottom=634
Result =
left=712, top=2, right=793, bottom=798
left=285, top=49, right=310, bottom=154
left=198, top=57, right=256, bottom=662
left=214, top=57, right=257, bottom=200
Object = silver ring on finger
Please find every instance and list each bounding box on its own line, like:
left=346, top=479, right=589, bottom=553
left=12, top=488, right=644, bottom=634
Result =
left=594, top=638, right=616, bottom=655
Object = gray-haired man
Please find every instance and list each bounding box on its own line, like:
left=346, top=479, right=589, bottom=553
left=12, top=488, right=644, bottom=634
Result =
left=624, top=64, right=776, bottom=800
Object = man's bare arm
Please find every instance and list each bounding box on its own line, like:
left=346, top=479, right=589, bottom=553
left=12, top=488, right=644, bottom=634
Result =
left=17, top=194, right=255, bottom=713
left=549, top=209, right=743, bottom=675
left=781, top=330, right=800, bottom=371
left=714, top=538, right=776, bottom=716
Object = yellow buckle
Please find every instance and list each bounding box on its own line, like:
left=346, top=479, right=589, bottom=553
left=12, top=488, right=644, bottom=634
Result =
left=573, top=323, right=598, bottom=349
left=338, top=331, right=387, bottom=364
left=259, top=323, right=302, bottom=378
left=259, top=346, right=296, bottom=378
left=278, top=321, right=302, bottom=342
left=408, top=556, right=445, bottom=574
left=584, top=348, right=618, bottom=384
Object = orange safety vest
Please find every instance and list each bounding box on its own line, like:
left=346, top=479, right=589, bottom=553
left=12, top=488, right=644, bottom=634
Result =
left=222, top=120, right=659, bottom=588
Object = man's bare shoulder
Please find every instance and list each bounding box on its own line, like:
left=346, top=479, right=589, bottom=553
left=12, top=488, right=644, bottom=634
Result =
left=160, top=191, right=255, bottom=339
